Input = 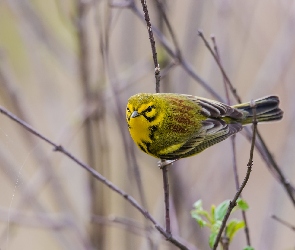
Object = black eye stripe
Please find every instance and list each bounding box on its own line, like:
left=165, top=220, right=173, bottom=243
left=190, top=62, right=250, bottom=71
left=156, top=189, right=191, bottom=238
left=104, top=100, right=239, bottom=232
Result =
left=143, top=105, right=155, bottom=113
left=146, top=106, right=152, bottom=112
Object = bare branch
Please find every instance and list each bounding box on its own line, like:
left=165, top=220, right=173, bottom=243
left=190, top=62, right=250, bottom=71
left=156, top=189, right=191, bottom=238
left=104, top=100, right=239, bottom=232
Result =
left=271, top=214, right=295, bottom=232
left=211, top=35, right=230, bottom=105
left=213, top=101, right=257, bottom=250
left=210, top=36, right=251, bottom=246
left=161, top=164, right=171, bottom=235
left=140, top=0, right=161, bottom=92
left=198, top=30, right=242, bottom=103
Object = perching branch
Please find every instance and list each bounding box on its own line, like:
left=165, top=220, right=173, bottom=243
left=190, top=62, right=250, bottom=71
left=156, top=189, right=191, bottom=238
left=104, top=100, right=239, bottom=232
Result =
left=139, top=0, right=176, bottom=238
left=161, top=163, right=171, bottom=235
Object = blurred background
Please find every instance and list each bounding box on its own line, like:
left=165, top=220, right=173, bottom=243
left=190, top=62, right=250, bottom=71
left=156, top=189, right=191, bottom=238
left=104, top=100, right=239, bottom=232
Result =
left=0, top=0, right=294, bottom=249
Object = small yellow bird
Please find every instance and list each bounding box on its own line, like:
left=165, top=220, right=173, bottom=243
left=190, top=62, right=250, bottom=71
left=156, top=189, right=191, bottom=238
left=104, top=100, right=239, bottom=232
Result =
left=126, top=93, right=283, bottom=160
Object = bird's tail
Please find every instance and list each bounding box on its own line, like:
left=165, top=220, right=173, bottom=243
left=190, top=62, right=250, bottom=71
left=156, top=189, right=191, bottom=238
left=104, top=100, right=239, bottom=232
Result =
left=232, top=96, right=283, bottom=125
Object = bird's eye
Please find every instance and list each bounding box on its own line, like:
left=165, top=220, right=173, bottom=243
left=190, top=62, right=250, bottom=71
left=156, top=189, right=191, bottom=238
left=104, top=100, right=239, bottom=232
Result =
left=126, top=107, right=130, bottom=112
left=146, top=106, right=153, bottom=112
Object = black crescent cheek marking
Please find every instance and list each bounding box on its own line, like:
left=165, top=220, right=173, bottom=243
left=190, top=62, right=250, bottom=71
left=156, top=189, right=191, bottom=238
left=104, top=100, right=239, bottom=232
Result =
left=142, top=113, right=157, bottom=122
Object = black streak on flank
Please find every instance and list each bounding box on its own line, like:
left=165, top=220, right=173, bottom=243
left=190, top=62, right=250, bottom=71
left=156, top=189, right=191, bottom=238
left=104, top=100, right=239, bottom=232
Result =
left=138, top=143, right=147, bottom=153
left=149, top=125, right=158, bottom=140
left=141, top=140, right=152, bottom=154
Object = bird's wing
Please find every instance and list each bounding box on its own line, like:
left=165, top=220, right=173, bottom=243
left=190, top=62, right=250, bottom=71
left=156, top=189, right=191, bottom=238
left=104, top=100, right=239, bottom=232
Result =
left=190, top=119, right=243, bottom=154
left=184, top=95, right=244, bottom=119
left=159, top=118, right=242, bottom=160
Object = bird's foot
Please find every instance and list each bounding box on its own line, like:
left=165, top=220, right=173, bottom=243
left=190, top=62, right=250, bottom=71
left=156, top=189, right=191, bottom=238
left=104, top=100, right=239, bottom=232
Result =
left=158, top=159, right=179, bottom=169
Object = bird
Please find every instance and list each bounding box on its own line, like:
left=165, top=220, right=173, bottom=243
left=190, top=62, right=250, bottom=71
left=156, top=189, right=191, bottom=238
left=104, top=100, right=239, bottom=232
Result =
left=126, top=93, right=283, bottom=160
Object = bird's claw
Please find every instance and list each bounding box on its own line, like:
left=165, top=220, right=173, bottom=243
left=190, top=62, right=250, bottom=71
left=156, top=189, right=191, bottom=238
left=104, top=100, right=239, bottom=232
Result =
left=158, top=159, right=178, bottom=169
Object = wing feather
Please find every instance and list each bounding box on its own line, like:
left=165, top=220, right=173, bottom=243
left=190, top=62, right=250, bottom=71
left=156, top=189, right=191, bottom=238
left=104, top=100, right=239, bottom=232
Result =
left=183, top=95, right=244, bottom=119
left=159, top=118, right=242, bottom=159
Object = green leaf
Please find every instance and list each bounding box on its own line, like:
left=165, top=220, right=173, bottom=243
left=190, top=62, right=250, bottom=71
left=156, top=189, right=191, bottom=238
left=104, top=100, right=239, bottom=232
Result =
left=211, top=205, right=216, bottom=219
left=226, top=219, right=245, bottom=242
left=243, top=246, right=254, bottom=250
left=192, top=200, right=212, bottom=225
left=214, top=200, right=230, bottom=221
left=197, top=210, right=210, bottom=217
left=209, top=231, right=217, bottom=248
left=237, top=198, right=249, bottom=211
left=191, top=211, right=207, bottom=228
left=193, top=200, right=203, bottom=210
left=209, top=221, right=222, bottom=248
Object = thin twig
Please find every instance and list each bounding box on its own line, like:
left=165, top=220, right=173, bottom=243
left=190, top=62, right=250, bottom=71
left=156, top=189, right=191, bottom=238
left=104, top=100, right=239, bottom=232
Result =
left=271, top=214, right=295, bottom=232
left=0, top=106, right=190, bottom=250
left=256, top=131, right=295, bottom=206
left=161, top=164, right=171, bottom=235
left=211, top=35, right=230, bottom=105
left=99, top=8, right=155, bottom=248
left=213, top=102, right=257, bottom=250
left=220, top=233, right=229, bottom=250
left=213, top=167, right=253, bottom=250
left=93, top=214, right=193, bottom=248
left=210, top=35, right=251, bottom=246
left=140, top=0, right=161, bottom=93
left=231, top=135, right=251, bottom=246
left=0, top=208, right=68, bottom=230
left=230, top=136, right=240, bottom=189
left=139, top=0, right=174, bottom=238
left=92, top=215, right=148, bottom=237
left=198, top=30, right=241, bottom=103
left=154, top=0, right=182, bottom=61
left=77, top=1, right=100, bottom=246
left=242, top=128, right=295, bottom=207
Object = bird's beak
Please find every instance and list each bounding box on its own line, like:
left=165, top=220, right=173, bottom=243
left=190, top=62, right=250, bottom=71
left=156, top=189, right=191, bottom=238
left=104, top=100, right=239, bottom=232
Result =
left=131, top=111, right=140, bottom=118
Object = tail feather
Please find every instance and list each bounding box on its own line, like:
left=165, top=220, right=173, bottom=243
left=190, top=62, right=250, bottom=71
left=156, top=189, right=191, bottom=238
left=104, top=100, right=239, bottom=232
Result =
left=232, top=96, right=283, bottom=125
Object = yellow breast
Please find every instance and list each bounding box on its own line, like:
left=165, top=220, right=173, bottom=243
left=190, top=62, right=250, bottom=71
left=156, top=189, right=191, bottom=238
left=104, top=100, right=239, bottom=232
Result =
left=128, top=115, right=152, bottom=145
